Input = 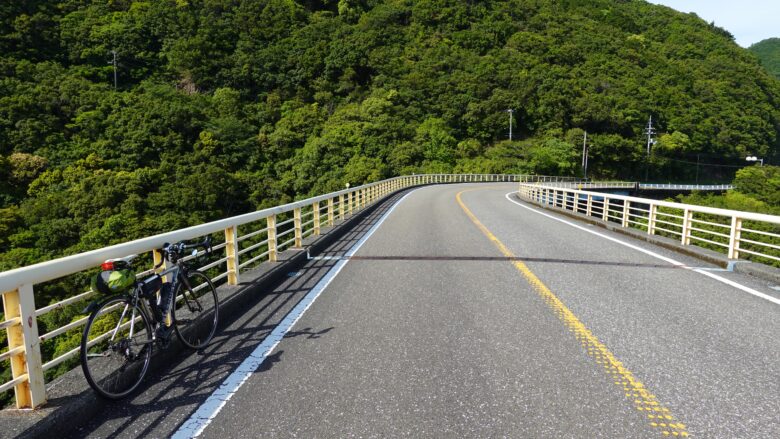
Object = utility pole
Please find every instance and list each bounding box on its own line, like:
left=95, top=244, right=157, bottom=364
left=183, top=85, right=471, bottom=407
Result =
left=582, top=131, right=589, bottom=180
left=643, top=116, right=656, bottom=181
left=109, top=50, right=118, bottom=90
left=507, top=109, right=514, bottom=141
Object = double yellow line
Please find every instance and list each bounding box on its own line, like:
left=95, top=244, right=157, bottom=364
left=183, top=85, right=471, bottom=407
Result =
left=456, top=189, right=689, bottom=437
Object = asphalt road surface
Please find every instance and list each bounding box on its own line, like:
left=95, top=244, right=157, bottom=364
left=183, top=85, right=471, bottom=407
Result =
left=69, top=184, right=780, bottom=438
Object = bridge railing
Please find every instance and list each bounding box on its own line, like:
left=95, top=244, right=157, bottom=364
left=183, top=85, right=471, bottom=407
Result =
left=637, top=183, right=734, bottom=191
left=542, top=181, right=636, bottom=189
left=518, top=183, right=780, bottom=266
left=0, top=173, right=541, bottom=409
left=541, top=182, right=735, bottom=191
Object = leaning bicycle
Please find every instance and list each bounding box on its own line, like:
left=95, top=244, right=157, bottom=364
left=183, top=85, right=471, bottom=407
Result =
left=80, top=237, right=219, bottom=399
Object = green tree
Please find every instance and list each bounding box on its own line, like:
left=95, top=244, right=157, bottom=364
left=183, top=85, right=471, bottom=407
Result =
left=732, top=165, right=780, bottom=206
left=749, top=38, right=780, bottom=79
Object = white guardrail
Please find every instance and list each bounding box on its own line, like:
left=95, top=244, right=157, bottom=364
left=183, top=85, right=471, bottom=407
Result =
left=542, top=181, right=734, bottom=191
left=518, top=182, right=780, bottom=265
left=1, top=173, right=565, bottom=409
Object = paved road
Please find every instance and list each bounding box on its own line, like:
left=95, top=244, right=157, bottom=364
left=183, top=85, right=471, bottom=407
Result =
left=69, top=184, right=780, bottom=438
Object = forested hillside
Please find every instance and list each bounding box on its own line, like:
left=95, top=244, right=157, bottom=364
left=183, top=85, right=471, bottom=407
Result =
left=750, top=38, right=780, bottom=79
left=2, top=0, right=780, bottom=270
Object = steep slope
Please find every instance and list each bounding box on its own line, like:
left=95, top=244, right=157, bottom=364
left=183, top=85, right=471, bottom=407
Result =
left=749, top=38, right=780, bottom=79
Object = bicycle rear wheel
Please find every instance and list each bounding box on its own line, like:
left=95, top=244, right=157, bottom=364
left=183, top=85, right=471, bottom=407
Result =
left=173, top=269, right=219, bottom=349
left=80, top=295, right=152, bottom=399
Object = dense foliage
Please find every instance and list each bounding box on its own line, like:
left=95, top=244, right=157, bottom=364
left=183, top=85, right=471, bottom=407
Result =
left=3, top=0, right=780, bottom=405
left=677, top=165, right=780, bottom=215
left=2, top=0, right=778, bottom=272
left=749, top=38, right=780, bottom=80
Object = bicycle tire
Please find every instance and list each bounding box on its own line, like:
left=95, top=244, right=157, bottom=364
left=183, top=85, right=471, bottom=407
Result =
left=80, top=295, right=152, bottom=399
left=173, top=269, right=219, bottom=349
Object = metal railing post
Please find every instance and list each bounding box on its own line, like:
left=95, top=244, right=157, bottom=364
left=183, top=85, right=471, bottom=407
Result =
left=648, top=204, right=657, bottom=235
left=225, top=226, right=239, bottom=285
left=267, top=215, right=278, bottom=262
left=339, top=194, right=345, bottom=220
left=2, top=284, right=45, bottom=408
left=681, top=209, right=693, bottom=245
left=586, top=194, right=593, bottom=217
left=347, top=192, right=353, bottom=216
left=328, top=198, right=335, bottom=226
left=603, top=198, right=610, bottom=221
left=622, top=200, right=630, bottom=227
left=313, top=201, right=321, bottom=236
left=293, top=207, right=302, bottom=248
left=728, top=216, right=742, bottom=259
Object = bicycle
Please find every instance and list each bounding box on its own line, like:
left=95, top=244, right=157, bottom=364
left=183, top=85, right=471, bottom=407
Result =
left=80, top=237, right=219, bottom=399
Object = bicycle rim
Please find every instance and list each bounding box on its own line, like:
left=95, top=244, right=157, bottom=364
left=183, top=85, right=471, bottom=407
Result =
left=173, top=270, right=219, bottom=349
left=80, top=296, right=152, bottom=399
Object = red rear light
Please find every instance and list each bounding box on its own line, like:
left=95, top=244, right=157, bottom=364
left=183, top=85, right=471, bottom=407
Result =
left=101, top=261, right=114, bottom=271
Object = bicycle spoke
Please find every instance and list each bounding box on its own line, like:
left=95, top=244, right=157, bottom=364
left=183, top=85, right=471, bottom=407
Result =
left=173, top=270, right=219, bottom=349
left=81, top=296, right=152, bottom=399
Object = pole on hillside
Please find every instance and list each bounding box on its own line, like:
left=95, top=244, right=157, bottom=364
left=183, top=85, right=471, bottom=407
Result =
left=507, top=109, right=514, bottom=141
left=110, top=50, right=118, bottom=90
left=582, top=131, right=589, bottom=180
left=643, top=116, right=656, bottom=181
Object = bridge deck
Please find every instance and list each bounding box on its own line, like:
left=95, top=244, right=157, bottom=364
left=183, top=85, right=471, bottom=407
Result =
left=66, top=184, right=779, bottom=438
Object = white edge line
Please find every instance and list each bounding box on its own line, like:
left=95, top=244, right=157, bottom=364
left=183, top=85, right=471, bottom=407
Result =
left=503, top=192, right=780, bottom=306
left=172, top=191, right=415, bottom=439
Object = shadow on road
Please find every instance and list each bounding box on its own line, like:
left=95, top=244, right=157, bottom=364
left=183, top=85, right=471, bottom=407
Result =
left=62, top=190, right=412, bottom=439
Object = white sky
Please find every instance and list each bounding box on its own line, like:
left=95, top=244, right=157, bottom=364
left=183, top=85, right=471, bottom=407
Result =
left=647, top=1, right=780, bottom=47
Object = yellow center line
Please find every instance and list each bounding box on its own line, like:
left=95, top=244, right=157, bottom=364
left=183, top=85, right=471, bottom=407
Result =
left=456, top=188, right=689, bottom=437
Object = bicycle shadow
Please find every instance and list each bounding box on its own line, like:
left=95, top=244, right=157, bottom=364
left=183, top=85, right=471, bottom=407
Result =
left=57, top=189, right=408, bottom=438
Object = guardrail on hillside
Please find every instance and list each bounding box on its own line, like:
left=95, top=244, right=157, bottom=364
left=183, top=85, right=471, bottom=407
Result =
left=543, top=181, right=637, bottom=189
left=517, top=182, right=780, bottom=265
left=0, top=173, right=549, bottom=409
left=542, top=182, right=734, bottom=191
left=638, top=183, right=734, bottom=191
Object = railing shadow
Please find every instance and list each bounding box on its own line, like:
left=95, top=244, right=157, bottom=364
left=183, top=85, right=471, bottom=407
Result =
left=60, top=188, right=414, bottom=438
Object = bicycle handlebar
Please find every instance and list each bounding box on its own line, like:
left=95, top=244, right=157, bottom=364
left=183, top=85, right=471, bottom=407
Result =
left=157, top=236, right=213, bottom=266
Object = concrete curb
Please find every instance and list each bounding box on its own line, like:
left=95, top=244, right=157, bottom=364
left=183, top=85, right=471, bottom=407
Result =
left=513, top=194, right=780, bottom=285
left=0, top=188, right=414, bottom=439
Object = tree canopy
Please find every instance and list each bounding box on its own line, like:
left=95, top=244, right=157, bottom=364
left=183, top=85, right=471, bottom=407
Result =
left=1, top=0, right=780, bottom=270
left=749, top=38, right=780, bottom=80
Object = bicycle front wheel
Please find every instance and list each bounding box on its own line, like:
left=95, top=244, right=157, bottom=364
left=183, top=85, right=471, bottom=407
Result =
left=80, top=295, right=152, bottom=399
left=173, top=269, right=219, bottom=349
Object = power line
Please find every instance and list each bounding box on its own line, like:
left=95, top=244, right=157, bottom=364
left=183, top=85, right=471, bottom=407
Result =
left=653, top=155, right=749, bottom=168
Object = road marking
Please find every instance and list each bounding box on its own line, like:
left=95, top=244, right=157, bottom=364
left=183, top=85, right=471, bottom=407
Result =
left=172, top=191, right=414, bottom=439
left=457, top=189, right=689, bottom=437
left=504, top=192, right=780, bottom=306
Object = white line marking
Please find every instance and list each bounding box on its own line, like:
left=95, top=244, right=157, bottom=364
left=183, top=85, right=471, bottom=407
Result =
left=503, top=192, right=780, bottom=306
left=172, top=192, right=415, bottom=438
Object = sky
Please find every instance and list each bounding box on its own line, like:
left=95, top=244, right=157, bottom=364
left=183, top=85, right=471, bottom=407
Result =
left=647, top=0, right=780, bottom=47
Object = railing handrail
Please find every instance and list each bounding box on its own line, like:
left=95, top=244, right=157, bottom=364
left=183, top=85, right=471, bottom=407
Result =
left=637, top=183, right=734, bottom=190
left=0, top=179, right=383, bottom=293
left=0, top=173, right=578, bottom=293
left=1, top=173, right=777, bottom=410
left=521, top=182, right=780, bottom=224
left=540, top=181, right=735, bottom=191
left=1, top=172, right=554, bottom=409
